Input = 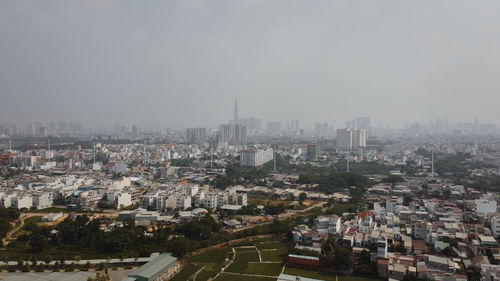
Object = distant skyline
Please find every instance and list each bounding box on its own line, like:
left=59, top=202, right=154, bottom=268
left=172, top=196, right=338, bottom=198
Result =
left=1, top=1, right=500, bottom=128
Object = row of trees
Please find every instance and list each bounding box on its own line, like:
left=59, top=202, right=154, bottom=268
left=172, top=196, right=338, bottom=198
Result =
left=5, top=212, right=296, bottom=261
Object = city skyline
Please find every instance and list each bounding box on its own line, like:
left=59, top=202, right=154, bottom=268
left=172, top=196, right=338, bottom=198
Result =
left=1, top=1, right=500, bottom=128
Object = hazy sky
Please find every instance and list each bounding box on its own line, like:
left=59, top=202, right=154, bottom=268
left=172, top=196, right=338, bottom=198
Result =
left=1, top=0, right=500, bottom=129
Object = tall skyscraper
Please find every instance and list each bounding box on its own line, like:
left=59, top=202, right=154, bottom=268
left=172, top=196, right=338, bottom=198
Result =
left=185, top=127, right=207, bottom=144
left=233, top=99, right=239, bottom=124
left=217, top=123, right=246, bottom=144
left=356, top=117, right=370, bottom=130
left=307, top=143, right=320, bottom=161
left=336, top=128, right=366, bottom=151
left=336, top=129, right=353, bottom=151
left=131, top=125, right=138, bottom=136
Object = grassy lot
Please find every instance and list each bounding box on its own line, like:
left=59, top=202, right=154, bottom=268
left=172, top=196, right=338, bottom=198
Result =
left=173, top=247, right=232, bottom=281
left=256, top=241, right=289, bottom=262
left=225, top=251, right=260, bottom=273
left=171, top=238, right=289, bottom=281
left=170, top=263, right=203, bottom=281
left=188, top=247, right=232, bottom=264
left=284, top=267, right=382, bottom=281
left=215, top=273, right=277, bottom=281
left=234, top=247, right=258, bottom=253
left=195, top=262, right=223, bottom=281
left=12, top=216, right=42, bottom=237
left=245, top=262, right=283, bottom=276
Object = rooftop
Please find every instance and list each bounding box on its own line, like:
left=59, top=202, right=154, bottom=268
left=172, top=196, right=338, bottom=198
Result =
left=128, top=253, right=177, bottom=279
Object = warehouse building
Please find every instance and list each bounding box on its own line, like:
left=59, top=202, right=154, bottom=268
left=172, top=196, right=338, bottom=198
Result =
left=126, top=253, right=178, bottom=281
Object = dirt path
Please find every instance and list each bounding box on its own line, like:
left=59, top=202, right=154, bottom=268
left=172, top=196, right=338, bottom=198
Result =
left=234, top=201, right=326, bottom=233
left=2, top=213, right=44, bottom=247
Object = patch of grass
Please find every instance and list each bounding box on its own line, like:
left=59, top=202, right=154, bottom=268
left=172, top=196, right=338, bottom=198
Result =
left=255, top=241, right=288, bottom=250
left=12, top=216, right=42, bottom=237
left=31, top=207, right=70, bottom=213
left=187, top=247, right=232, bottom=264
left=234, top=247, right=257, bottom=252
left=195, top=263, right=221, bottom=281
left=170, top=263, right=203, bottom=281
left=225, top=251, right=259, bottom=273
left=261, top=249, right=287, bottom=262
left=284, top=267, right=382, bottom=281
left=256, top=241, right=289, bottom=262
left=175, top=247, right=233, bottom=281
left=245, top=262, right=283, bottom=276
left=215, top=273, right=276, bottom=281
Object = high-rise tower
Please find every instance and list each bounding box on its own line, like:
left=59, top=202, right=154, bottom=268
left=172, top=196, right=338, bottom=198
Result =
left=234, top=99, right=239, bottom=124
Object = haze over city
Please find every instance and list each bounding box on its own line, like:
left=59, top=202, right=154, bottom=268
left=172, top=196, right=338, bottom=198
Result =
left=1, top=0, right=500, bottom=128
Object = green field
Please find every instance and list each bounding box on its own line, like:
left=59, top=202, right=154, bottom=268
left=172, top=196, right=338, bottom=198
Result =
left=188, top=247, right=232, bottom=264
left=284, top=267, right=382, bottom=281
left=170, top=263, right=203, bottom=281
left=178, top=247, right=233, bottom=281
left=215, top=273, right=276, bottom=281
left=226, top=250, right=260, bottom=273
left=171, top=239, right=289, bottom=281
left=256, top=241, right=289, bottom=262
left=245, top=262, right=283, bottom=276
left=195, top=262, right=223, bottom=281
left=12, top=216, right=42, bottom=237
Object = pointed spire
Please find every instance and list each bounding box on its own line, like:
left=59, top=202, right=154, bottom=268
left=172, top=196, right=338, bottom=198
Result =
left=234, top=98, right=239, bottom=124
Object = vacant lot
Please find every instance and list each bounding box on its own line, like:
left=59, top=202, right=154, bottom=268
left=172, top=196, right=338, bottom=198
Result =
left=169, top=263, right=203, bottom=281
left=171, top=238, right=289, bottom=281
left=172, top=246, right=233, bottom=281
left=215, top=273, right=276, bottom=281
left=225, top=250, right=260, bottom=273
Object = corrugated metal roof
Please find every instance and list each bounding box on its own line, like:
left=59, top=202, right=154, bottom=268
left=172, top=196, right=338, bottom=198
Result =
left=128, top=253, right=177, bottom=279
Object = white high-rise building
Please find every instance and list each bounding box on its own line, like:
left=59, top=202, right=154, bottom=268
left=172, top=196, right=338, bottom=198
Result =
left=176, top=196, right=192, bottom=210
left=32, top=192, right=53, bottom=210
left=336, top=128, right=366, bottom=151
left=185, top=128, right=207, bottom=144
left=336, top=129, right=353, bottom=151
left=352, top=129, right=367, bottom=148
left=491, top=216, right=500, bottom=238
left=12, top=195, right=33, bottom=210
left=240, top=148, right=274, bottom=167
left=203, top=194, right=218, bottom=209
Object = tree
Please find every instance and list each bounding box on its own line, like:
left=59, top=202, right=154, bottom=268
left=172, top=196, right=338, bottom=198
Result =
left=22, top=262, right=31, bottom=272
left=30, top=256, right=38, bottom=266
left=168, top=237, right=190, bottom=258
left=443, top=189, right=452, bottom=200
left=465, top=266, right=481, bottom=281
left=30, top=234, right=48, bottom=252
left=384, top=175, right=405, bottom=187
left=299, top=193, right=307, bottom=205
left=87, top=272, right=110, bottom=281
